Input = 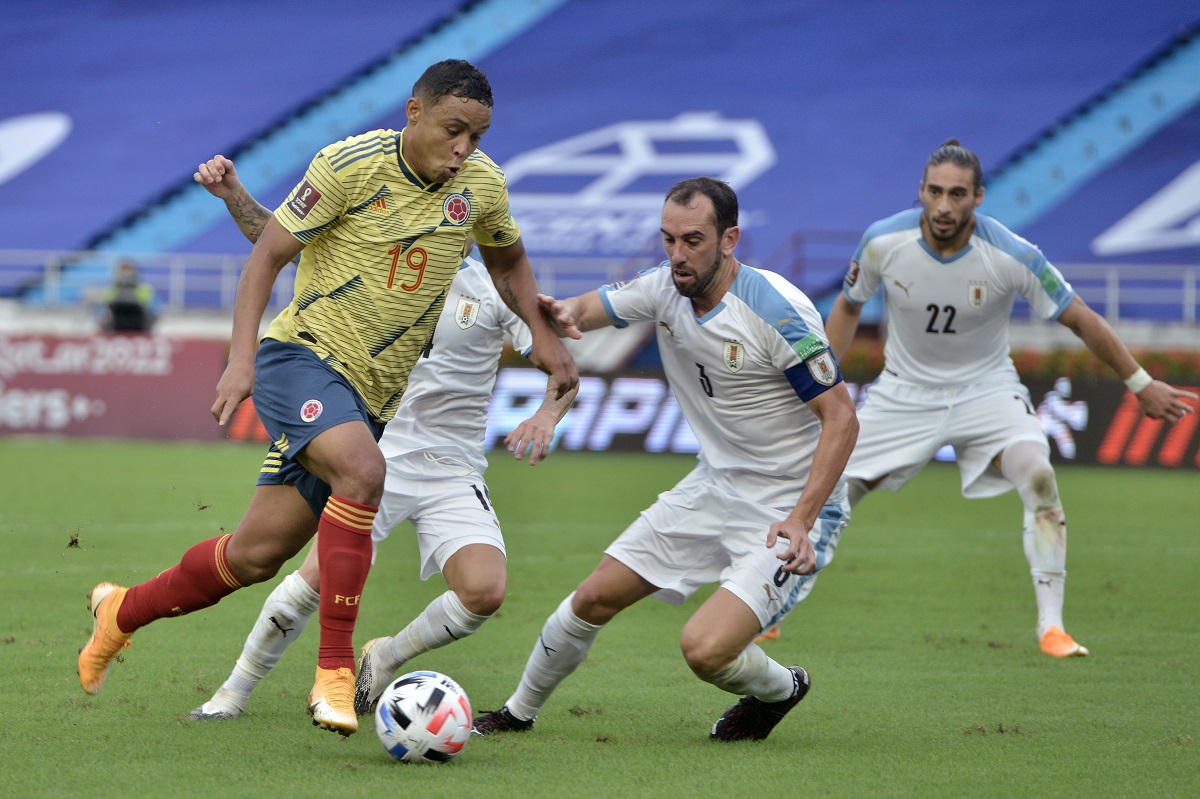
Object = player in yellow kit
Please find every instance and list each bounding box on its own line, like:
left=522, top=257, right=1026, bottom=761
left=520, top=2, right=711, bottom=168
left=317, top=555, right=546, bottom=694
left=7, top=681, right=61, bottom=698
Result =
left=78, top=59, right=579, bottom=737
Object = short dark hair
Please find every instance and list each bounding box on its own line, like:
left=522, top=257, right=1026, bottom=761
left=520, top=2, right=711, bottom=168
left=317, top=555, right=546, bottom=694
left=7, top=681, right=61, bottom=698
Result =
left=664, top=177, right=739, bottom=237
left=413, top=59, right=494, bottom=108
left=924, top=138, right=983, bottom=191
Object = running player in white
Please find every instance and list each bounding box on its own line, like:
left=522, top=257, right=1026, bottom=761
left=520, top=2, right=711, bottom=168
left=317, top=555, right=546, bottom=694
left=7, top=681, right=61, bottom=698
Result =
left=472, top=177, right=859, bottom=741
left=825, top=139, right=1196, bottom=657
left=189, top=156, right=576, bottom=720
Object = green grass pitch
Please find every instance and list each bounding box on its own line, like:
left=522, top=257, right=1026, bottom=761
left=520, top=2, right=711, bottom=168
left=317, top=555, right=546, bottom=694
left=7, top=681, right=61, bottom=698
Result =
left=3, top=438, right=1196, bottom=797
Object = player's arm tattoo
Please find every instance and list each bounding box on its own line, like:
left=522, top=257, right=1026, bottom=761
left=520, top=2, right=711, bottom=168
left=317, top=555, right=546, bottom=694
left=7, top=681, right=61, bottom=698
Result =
left=226, top=189, right=272, bottom=243
left=498, top=275, right=526, bottom=320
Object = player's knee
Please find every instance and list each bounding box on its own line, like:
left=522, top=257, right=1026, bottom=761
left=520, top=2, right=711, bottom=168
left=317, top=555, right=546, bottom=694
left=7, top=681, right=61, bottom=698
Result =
left=224, top=533, right=298, bottom=585
left=678, top=632, right=729, bottom=678
left=1028, top=466, right=1058, bottom=505
left=454, top=579, right=505, bottom=617
left=226, top=549, right=287, bottom=586
left=571, top=581, right=621, bottom=626
left=344, top=457, right=386, bottom=505
left=322, top=450, right=386, bottom=506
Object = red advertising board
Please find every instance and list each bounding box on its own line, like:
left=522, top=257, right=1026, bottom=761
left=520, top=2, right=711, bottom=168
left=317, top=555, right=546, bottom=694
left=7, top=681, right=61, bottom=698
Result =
left=5, top=336, right=1197, bottom=470
left=0, top=335, right=229, bottom=440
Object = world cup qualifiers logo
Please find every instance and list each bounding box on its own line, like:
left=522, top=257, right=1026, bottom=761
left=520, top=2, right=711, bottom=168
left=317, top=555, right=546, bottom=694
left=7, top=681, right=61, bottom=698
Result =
left=443, top=194, right=471, bottom=226
left=844, top=260, right=861, bottom=289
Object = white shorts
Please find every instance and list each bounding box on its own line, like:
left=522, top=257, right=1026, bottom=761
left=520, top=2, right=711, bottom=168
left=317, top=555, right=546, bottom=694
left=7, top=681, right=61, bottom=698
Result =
left=371, top=451, right=505, bottom=580
left=604, top=462, right=850, bottom=631
left=846, top=373, right=1049, bottom=499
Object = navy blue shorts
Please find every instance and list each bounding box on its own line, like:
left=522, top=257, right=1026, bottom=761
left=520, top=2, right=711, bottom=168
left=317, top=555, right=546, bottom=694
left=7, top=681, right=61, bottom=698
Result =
left=252, top=339, right=384, bottom=517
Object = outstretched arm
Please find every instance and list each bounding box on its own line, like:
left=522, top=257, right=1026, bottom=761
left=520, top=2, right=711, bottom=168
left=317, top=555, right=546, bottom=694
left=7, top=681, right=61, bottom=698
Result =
left=536, top=290, right=616, bottom=334
left=1056, top=296, right=1197, bottom=422
left=504, top=376, right=580, bottom=465
left=193, top=155, right=272, bottom=243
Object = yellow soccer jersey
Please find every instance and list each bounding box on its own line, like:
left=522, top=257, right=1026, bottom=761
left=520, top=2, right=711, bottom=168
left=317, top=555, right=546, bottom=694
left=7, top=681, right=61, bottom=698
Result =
left=265, top=129, right=520, bottom=422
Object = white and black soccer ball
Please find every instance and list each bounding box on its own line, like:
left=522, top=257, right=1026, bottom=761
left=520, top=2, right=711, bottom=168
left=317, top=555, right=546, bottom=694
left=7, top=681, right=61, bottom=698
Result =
left=374, top=670, right=473, bottom=763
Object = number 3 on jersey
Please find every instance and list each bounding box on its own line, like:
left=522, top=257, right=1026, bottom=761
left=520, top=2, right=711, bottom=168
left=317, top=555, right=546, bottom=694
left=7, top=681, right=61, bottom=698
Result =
left=387, top=244, right=427, bottom=291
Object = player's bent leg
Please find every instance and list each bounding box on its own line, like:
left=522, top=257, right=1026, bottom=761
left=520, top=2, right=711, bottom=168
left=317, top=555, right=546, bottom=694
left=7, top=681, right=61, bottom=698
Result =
left=471, top=593, right=598, bottom=735
left=571, top=555, right=658, bottom=626
left=353, top=591, right=488, bottom=716
left=355, top=544, right=504, bottom=716
left=474, top=558, right=657, bottom=735
left=687, top=589, right=811, bottom=741
left=79, top=483, right=317, bottom=696
left=442, top=542, right=507, bottom=616
left=998, top=441, right=1086, bottom=656
left=709, top=663, right=811, bottom=742
left=681, top=586, right=763, bottom=676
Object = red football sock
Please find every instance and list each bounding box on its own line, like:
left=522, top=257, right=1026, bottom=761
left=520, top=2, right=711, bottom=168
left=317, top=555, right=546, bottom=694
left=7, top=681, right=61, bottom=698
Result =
left=316, top=495, right=377, bottom=671
left=118, top=533, right=243, bottom=632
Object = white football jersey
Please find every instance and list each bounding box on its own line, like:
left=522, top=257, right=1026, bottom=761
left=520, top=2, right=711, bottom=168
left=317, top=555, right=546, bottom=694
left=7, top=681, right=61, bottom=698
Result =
left=600, top=262, right=842, bottom=507
left=379, top=258, right=532, bottom=474
left=843, top=209, right=1074, bottom=387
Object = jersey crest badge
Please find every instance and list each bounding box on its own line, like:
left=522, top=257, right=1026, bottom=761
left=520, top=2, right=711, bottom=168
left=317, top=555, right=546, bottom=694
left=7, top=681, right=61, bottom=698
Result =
left=443, top=194, right=471, bottom=226
left=807, top=351, right=837, bottom=386
left=299, top=399, right=323, bottom=423
left=968, top=281, right=988, bottom=308
left=455, top=296, right=480, bottom=329
left=844, top=260, right=860, bottom=288
left=723, top=340, right=745, bottom=373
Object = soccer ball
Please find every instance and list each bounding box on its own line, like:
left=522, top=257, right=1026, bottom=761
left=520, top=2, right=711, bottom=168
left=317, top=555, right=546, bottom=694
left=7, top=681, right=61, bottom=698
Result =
left=374, top=670, right=473, bottom=763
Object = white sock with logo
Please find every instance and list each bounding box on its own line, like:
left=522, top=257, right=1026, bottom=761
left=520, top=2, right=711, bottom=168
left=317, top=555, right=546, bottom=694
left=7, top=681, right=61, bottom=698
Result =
left=196, top=570, right=318, bottom=715
left=381, top=590, right=491, bottom=674
left=506, top=593, right=603, bottom=722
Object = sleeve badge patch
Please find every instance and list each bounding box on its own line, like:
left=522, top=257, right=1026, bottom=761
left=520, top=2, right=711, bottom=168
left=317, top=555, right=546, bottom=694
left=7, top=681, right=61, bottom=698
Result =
left=792, top=332, right=826, bottom=361
left=287, top=181, right=322, bottom=220
left=844, top=259, right=861, bottom=288
left=807, top=350, right=837, bottom=385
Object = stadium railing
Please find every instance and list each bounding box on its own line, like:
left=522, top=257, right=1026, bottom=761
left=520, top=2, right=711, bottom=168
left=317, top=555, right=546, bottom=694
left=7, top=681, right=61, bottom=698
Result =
left=1, top=247, right=1196, bottom=325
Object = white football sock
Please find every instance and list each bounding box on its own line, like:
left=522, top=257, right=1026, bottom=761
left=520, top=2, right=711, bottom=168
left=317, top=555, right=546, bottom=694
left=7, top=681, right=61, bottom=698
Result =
left=700, top=643, right=794, bottom=701
left=1001, top=441, right=1068, bottom=638
left=381, top=591, right=491, bottom=674
left=224, top=570, right=320, bottom=697
left=506, top=593, right=603, bottom=721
